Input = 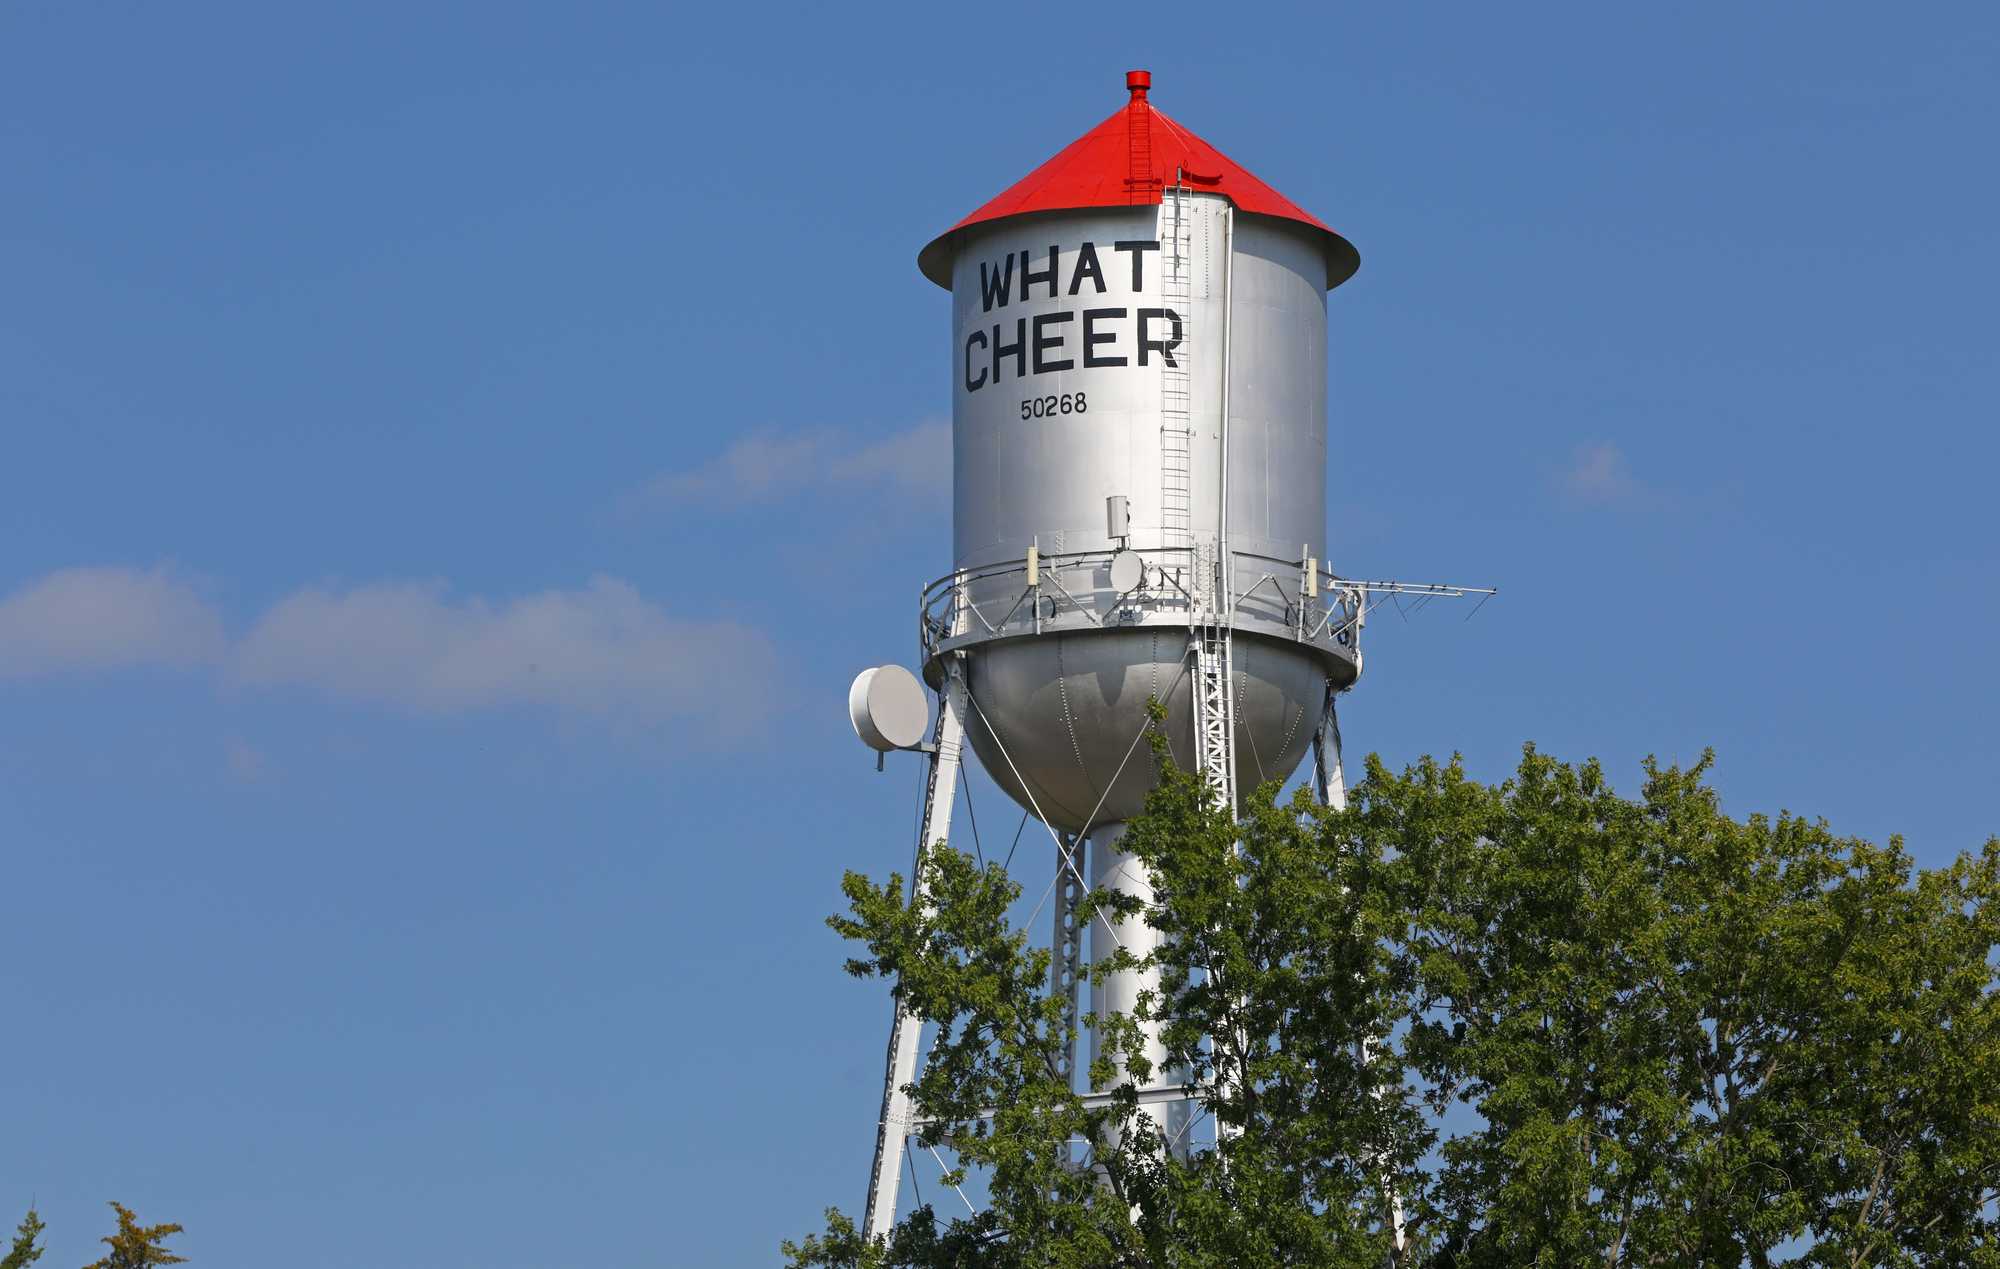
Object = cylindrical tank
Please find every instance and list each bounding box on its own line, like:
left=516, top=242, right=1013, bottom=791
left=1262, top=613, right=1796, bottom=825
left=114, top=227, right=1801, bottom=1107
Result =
left=917, top=72, right=1361, bottom=834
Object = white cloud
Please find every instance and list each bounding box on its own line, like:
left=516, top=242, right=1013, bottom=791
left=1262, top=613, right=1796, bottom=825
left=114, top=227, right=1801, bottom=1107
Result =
left=1559, top=441, right=1640, bottom=504
left=0, top=565, right=225, bottom=677
left=824, top=421, right=951, bottom=489
left=234, top=575, right=776, bottom=732
left=640, top=420, right=948, bottom=505
left=0, top=564, right=777, bottom=740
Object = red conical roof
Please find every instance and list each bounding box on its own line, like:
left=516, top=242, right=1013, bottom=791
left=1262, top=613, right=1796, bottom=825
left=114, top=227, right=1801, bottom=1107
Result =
left=918, top=70, right=1359, bottom=291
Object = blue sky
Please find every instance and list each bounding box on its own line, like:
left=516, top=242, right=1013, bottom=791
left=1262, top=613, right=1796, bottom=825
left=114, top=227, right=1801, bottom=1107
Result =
left=3, top=3, right=1996, bottom=1265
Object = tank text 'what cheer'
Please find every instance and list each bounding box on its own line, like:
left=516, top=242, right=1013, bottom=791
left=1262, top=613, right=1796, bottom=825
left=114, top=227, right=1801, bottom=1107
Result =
left=963, top=239, right=1182, bottom=394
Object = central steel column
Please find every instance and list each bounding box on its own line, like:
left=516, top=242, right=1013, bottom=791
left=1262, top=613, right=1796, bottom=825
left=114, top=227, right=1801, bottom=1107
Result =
left=1089, top=820, right=1192, bottom=1154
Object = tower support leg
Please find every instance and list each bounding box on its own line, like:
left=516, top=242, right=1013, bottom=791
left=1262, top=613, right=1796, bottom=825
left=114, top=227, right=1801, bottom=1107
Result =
left=1310, top=688, right=1408, bottom=1263
left=1311, top=682, right=1347, bottom=811
left=1193, top=619, right=1241, bottom=1153
left=1051, top=832, right=1085, bottom=1094
left=861, top=661, right=969, bottom=1240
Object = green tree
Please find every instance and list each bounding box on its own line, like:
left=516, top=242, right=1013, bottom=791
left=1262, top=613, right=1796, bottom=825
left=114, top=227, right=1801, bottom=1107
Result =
left=1, top=1208, right=44, bottom=1269
left=787, top=738, right=2000, bottom=1267
left=83, top=1204, right=185, bottom=1269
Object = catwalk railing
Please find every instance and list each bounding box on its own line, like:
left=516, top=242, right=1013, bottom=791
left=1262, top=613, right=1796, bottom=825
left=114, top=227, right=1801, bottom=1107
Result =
left=919, top=545, right=1491, bottom=671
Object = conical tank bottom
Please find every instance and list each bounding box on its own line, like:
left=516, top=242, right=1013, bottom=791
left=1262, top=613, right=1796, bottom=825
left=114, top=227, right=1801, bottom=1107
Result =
left=960, top=627, right=1324, bottom=834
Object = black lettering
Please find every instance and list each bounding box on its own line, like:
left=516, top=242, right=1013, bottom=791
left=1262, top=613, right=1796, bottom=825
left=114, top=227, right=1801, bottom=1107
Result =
left=1022, top=246, right=1059, bottom=299
left=979, top=256, right=1015, bottom=312
left=1068, top=242, right=1106, bottom=295
left=1138, top=308, right=1182, bottom=367
left=992, top=318, right=1027, bottom=383
left=1082, top=308, right=1126, bottom=367
left=1113, top=240, right=1159, bottom=291
left=965, top=329, right=988, bottom=392
left=1031, top=312, right=1074, bottom=373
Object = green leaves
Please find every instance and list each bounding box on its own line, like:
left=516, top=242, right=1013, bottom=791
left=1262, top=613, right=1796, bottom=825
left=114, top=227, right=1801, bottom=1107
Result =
left=82, top=1204, right=186, bottom=1269
left=1, top=1209, right=44, bottom=1269
left=0, top=1204, right=189, bottom=1269
left=794, top=742, right=2000, bottom=1267
left=1376, top=747, right=2000, bottom=1265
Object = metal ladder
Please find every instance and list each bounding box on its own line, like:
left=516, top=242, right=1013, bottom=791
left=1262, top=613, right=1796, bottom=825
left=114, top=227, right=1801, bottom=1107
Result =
left=1125, top=91, right=1154, bottom=205
left=1155, top=183, right=1230, bottom=813
left=1190, top=542, right=1238, bottom=817
left=1159, top=183, right=1194, bottom=553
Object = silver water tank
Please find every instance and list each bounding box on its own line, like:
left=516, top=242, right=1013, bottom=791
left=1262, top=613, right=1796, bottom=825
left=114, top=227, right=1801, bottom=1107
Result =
left=917, top=70, right=1362, bottom=835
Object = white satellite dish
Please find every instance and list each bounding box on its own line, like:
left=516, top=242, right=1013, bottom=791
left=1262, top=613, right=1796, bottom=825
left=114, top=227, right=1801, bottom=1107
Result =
left=848, top=664, right=929, bottom=752
left=1108, top=549, right=1143, bottom=594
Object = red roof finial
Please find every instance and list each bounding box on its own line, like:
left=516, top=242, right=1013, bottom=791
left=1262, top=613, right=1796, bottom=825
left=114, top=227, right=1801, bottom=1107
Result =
left=1126, top=69, right=1151, bottom=100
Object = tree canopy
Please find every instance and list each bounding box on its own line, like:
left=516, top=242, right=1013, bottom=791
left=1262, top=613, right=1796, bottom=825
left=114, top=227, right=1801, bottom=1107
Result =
left=1, top=1209, right=44, bottom=1269
left=83, top=1204, right=186, bottom=1269
left=788, top=739, right=2000, bottom=1267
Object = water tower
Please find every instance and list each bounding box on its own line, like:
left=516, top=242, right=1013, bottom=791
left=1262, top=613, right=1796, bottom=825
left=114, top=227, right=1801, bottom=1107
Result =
left=847, top=70, right=1486, bottom=1237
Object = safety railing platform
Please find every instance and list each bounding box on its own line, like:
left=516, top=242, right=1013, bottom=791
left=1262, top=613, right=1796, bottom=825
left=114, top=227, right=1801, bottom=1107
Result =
left=917, top=546, right=1492, bottom=680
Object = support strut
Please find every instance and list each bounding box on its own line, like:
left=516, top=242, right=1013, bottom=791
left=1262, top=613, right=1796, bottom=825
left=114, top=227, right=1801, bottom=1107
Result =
left=861, top=659, right=969, bottom=1240
left=1311, top=688, right=1408, bottom=1263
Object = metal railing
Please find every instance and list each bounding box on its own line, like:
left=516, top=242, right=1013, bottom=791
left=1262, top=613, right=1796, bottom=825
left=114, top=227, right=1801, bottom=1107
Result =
left=918, top=546, right=1490, bottom=666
